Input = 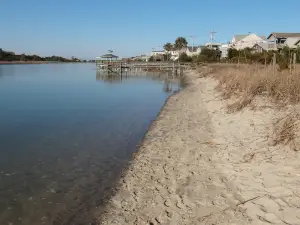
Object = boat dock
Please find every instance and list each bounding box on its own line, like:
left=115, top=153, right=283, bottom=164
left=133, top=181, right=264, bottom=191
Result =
left=96, top=51, right=191, bottom=75
left=96, top=61, right=190, bottom=75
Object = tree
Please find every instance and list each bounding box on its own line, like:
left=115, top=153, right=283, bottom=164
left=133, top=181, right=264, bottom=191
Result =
left=20, top=54, right=26, bottom=61
left=174, top=37, right=188, bottom=51
left=179, top=52, right=192, bottom=62
left=0, top=48, right=3, bottom=60
left=227, top=48, right=238, bottom=60
left=149, top=56, right=154, bottom=62
left=163, top=42, right=173, bottom=60
left=32, top=55, right=41, bottom=61
left=296, top=47, right=300, bottom=63
left=174, top=37, right=188, bottom=62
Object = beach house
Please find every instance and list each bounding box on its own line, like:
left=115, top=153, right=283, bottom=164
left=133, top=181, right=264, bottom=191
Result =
left=185, top=46, right=202, bottom=57
left=267, top=33, right=300, bottom=50
left=231, top=33, right=266, bottom=50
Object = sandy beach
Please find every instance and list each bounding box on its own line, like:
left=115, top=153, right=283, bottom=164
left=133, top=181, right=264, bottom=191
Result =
left=99, top=67, right=300, bottom=225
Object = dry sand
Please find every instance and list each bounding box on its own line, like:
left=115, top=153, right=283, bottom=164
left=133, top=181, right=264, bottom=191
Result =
left=99, top=68, right=300, bottom=225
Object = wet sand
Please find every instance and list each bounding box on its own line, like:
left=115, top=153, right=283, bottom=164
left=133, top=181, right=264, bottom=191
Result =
left=99, top=67, right=300, bottom=225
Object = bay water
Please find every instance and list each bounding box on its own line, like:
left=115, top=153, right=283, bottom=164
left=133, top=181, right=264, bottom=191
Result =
left=0, top=63, right=181, bottom=224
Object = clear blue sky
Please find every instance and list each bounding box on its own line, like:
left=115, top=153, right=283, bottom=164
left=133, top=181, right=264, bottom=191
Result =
left=1, top=0, right=299, bottom=59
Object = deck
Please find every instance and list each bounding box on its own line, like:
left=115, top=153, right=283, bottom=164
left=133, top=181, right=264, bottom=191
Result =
left=96, top=61, right=191, bottom=75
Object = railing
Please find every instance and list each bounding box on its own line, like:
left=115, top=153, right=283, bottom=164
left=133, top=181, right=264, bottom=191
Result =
left=96, top=61, right=191, bottom=67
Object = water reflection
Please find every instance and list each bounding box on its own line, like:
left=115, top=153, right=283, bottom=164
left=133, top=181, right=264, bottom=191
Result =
left=96, top=70, right=183, bottom=94
left=96, top=72, right=124, bottom=83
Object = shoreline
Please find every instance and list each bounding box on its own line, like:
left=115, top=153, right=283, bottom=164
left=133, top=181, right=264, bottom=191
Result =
left=98, top=67, right=300, bottom=224
left=97, top=69, right=232, bottom=224
left=0, top=61, right=91, bottom=65
left=0, top=61, right=52, bottom=65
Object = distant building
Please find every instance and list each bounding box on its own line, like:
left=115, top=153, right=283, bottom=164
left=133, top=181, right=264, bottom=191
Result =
left=219, top=44, right=229, bottom=58
left=150, top=50, right=165, bottom=56
left=133, top=55, right=150, bottom=62
left=204, top=42, right=222, bottom=50
left=284, top=37, right=300, bottom=49
left=267, top=32, right=300, bottom=50
left=231, top=33, right=266, bottom=50
left=252, top=43, right=277, bottom=53
left=168, top=46, right=203, bottom=61
left=267, top=32, right=300, bottom=44
left=185, top=46, right=202, bottom=56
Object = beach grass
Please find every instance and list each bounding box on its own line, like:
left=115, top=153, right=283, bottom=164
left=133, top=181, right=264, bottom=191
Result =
left=198, top=63, right=300, bottom=147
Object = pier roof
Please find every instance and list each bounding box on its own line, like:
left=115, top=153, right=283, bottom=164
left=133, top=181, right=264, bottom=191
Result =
left=100, top=54, right=119, bottom=59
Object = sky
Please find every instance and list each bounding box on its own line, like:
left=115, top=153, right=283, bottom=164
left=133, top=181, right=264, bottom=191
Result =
left=1, top=0, right=300, bottom=59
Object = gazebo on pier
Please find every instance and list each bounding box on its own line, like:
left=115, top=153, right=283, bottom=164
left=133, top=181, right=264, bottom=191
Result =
left=96, top=50, right=119, bottom=63
left=100, top=53, right=119, bottom=61
left=96, top=50, right=122, bottom=72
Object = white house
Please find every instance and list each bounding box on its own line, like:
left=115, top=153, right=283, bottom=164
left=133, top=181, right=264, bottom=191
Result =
left=231, top=33, right=266, bottom=50
left=219, top=44, right=229, bottom=58
left=284, top=38, right=300, bottom=49
left=204, top=42, right=222, bottom=50
left=185, top=46, right=202, bottom=56
left=150, top=50, right=165, bottom=56
left=133, top=55, right=150, bottom=62
left=267, top=33, right=300, bottom=50
left=168, top=50, right=179, bottom=57
left=267, top=33, right=300, bottom=44
left=252, top=43, right=277, bottom=53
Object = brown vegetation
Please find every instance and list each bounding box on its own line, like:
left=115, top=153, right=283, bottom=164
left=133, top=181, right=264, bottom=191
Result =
left=200, top=64, right=300, bottom=111
left=273, top=112, right=300, bottom=146
left=198, top=63, right=300, bottom=147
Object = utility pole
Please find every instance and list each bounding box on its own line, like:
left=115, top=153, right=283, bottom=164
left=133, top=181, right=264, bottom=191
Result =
left=189, top=36, right=197, bottom=53
left=210, top=30, right=217, bottom=49
left=152, top=47, right=156, bottom=62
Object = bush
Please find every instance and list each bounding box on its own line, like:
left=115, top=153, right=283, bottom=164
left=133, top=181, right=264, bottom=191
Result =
left=194, top=48, right=221, bottom=63
left=179, top=52, right=192, bottom=62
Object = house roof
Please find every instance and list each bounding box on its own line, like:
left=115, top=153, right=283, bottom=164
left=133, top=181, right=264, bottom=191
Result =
left=267, top=32, right=300, bottom=39
left=295, top=39, right=300, bottom=45
left=259, top=36, right=267, bottom=40
left=234, top=34, right=266, bottom=42
left=253, top=42, right=276, bottom=51
left=205, top=42, right=222, bottom=47
left=234, top=35, right=248, bottom=42
left=100, top=54, right=119, bottom=59
left=284, top=37, right=300, bottom=48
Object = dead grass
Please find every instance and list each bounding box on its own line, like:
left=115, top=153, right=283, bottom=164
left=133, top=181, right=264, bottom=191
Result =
left=208, top=64, right=300, bottom=112
left=198, top=64, right=300, bottom=147
left=273, top=112, right=300, bottom=148
left=197, top=66, right=217, bottom=78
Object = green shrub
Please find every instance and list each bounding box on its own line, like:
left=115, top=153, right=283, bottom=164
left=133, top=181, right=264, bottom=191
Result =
left=179, top=53, right=192, bottom=62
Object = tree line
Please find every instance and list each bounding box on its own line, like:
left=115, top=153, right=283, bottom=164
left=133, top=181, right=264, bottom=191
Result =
left=149, top=37, right=189, bottom=62
left=152, top=37, right=300, bottom=69
left=149, top=37, right=222, bottom=63
left=0, top=48, right=83, bottom=62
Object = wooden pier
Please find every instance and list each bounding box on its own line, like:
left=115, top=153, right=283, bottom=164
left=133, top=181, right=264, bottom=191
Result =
left=96, top=61, right=190, bottom=75
left=96, top=51, right=191, bottom=75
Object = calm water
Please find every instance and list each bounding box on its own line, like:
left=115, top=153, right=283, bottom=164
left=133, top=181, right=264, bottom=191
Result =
left=0, top=64, right=181, bottom=225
